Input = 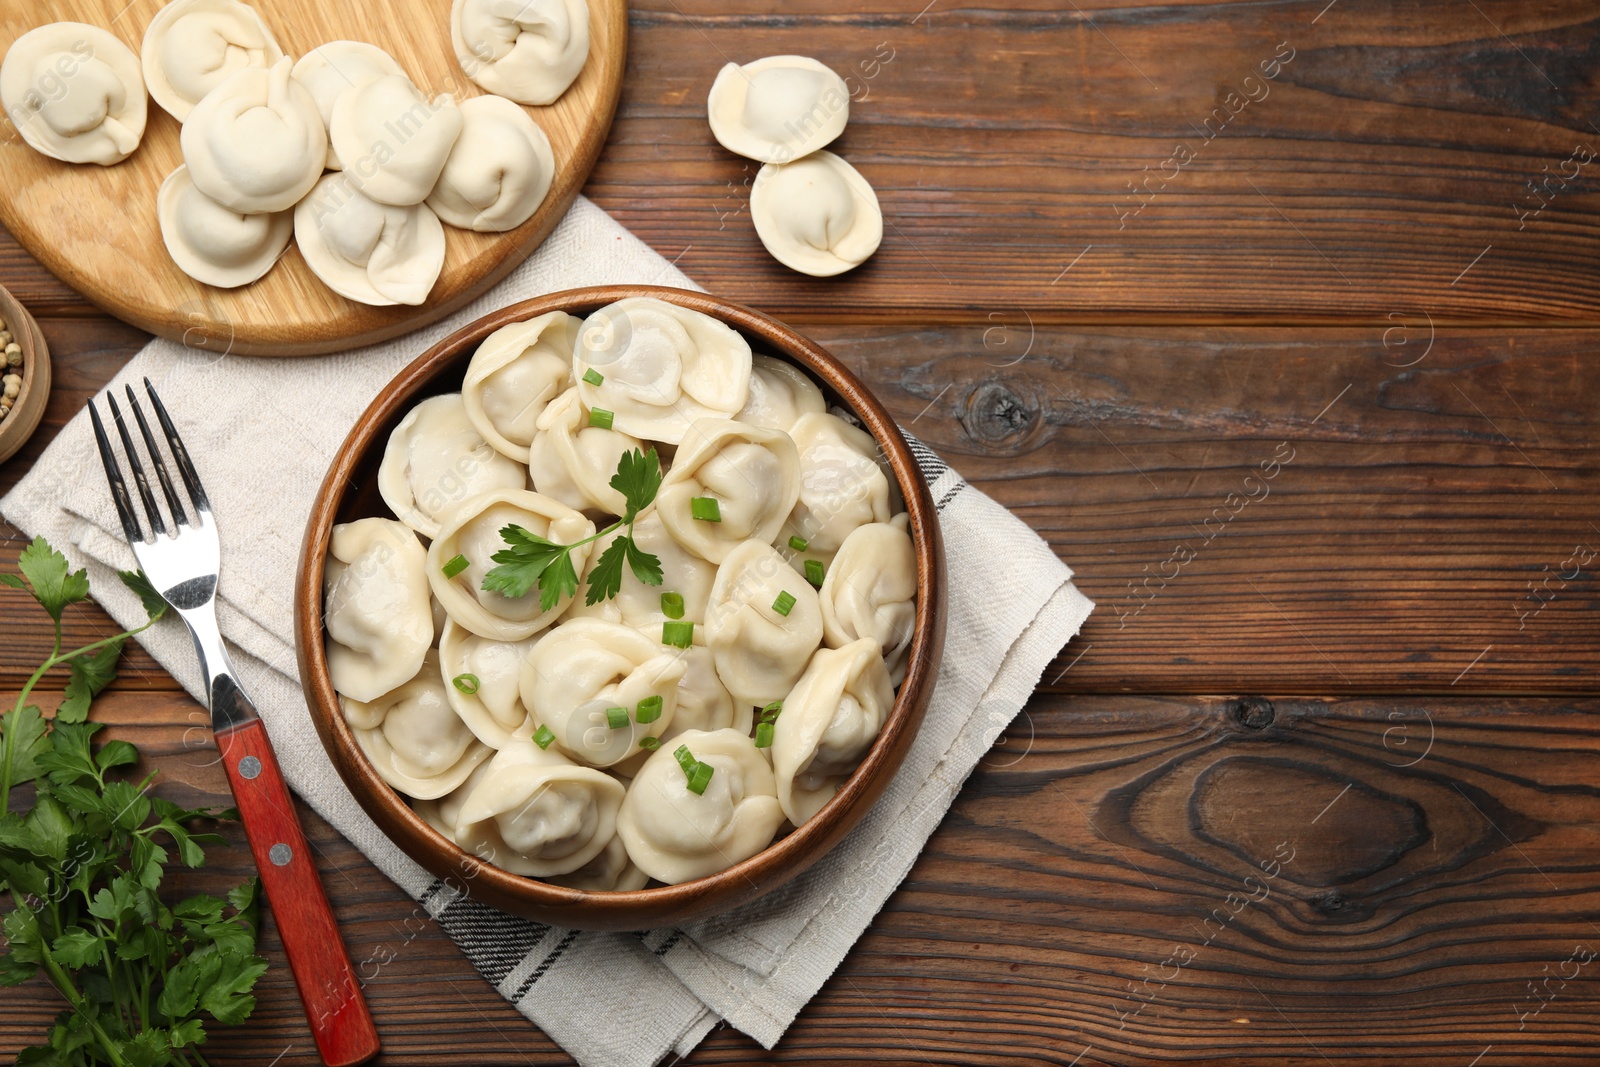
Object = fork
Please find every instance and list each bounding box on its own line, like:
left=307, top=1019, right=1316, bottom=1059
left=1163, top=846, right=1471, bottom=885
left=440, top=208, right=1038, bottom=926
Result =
left=89, top=380, right=380, bottom=1067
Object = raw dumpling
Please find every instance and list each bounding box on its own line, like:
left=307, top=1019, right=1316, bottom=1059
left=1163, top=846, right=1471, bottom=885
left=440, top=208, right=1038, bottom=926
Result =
left=453, top=738, right=625, bottom=876
left=330, top=74, right=463, bottom=206
left=573, top=298, right=752, bottom=445
left=438, top=619, right=538, bottom=748
left=736, top=353, right=826, bottom=433
left=427, top=94, right=554, bottom=232
left=0, top=23, right=147, bottom=166
left=180, top=57, right=324, bottom=214
left=378, top=393, right=527, bottom=539
left=706, top=55, right=848, bottom=164
left=427, top=489, right=596, bottom=641
left=290, top=41, right=404, bottom=170
left=295, top=172, right=447, bottom=306
left=323, top=517, right=433, bottom=702
left=705, top=540, right=823, bottom=708
left=751, top=151, right=882, bottom=277
left=157, top=164, right=291, bottom=288
left=462, top=312, right=578, bottom=462
left=518, top=619, right=686, bottom=768
left=566, top=513, right=717, bottom=634
left=616, top=728, right=784, bottom=884
left=819, top=514, right=916, bottom=685
left=527, top=388, right=645, bottom=515
left=544, top=833, right=648, bottom=891
left=344, top=651, right=492, bottom=800
left=657, top=419, right=802, bottom=564
left=782, top=411, right=891, bottom=557
left=770, top=638, right=893, bottom=825
left=141, top=0, right=283, bottom=122
left=451, top=0, right=591, bottom=106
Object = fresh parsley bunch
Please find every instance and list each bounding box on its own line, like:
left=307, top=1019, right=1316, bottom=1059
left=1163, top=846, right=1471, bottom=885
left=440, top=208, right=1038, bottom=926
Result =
left=482, top=447, right=666, bottom=609
left=0, top=537, right=267, bottom=1067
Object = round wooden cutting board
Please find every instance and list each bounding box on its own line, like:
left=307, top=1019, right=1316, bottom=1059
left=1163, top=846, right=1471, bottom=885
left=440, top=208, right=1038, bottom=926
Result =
left=0, top=0, right=626, bottom=356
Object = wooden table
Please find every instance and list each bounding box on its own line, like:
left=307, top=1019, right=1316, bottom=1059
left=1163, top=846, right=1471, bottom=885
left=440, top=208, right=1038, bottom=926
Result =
left=5, top=2, right=1600, bottom=1063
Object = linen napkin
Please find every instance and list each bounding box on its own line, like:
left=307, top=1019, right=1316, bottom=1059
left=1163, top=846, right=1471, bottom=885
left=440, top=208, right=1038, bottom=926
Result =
left=2, top=196, right=1092, bottom=1066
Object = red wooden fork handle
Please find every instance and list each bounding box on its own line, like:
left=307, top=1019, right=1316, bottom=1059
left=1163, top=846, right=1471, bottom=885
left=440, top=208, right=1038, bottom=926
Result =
left=218, top=718, right=381, bottom=1066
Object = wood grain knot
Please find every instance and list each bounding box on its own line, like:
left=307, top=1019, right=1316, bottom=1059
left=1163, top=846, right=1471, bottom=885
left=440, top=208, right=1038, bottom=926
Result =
left=960, top=379, right=1048, bottom=454
left=1232, top=697, right=1275, bottom=729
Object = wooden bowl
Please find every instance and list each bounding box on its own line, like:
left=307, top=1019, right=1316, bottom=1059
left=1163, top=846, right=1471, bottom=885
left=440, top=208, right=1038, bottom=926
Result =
left=0, top=282, right=50, bottom=465
left=294, top=286, right=947, bottom=930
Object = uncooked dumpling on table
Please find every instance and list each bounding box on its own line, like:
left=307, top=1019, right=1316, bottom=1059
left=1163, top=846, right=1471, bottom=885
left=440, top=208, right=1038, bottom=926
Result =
left=451, top=0, right=591, bottom=105
left=0, top=23, right=148, bottom=166
left=157, top=164, right=292, bottom=288
left=141, top=0, right=283, bottom=122
left=180, top=57, right=325, bottom=214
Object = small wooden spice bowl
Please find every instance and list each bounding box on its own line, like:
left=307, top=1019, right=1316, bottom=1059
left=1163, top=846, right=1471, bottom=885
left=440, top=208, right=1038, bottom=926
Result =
left=294, top=285, right=947, bottom=931
left=0, top=281, right=50, bottom=465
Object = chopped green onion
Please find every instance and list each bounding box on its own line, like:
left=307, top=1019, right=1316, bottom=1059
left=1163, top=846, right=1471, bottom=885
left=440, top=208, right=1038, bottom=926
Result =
left=660, top=591, right=685, bottom=620
left=789, top=535, right=810, bottom=552
left=804, top=559, right=825, bottom=587
left=452, top=673, right=480, bottom=695
left=662, top=620, right=694, bottom=648
left=635, top=695, right=664, bottom=724
left=772, top=590, right=797, bottom=617
left=605, top=706, right=630, bottom=730
left=674, top=744, right=698, bottom=775
left=760, top=700, right=783, bottom=722
left=639, top=736, right=661, bottom=750
left=582, top=368, right=604, bottom=386
left=754, top=721, right=774, bottom=748
left=442, top=553, right=470, bottom=579
left=686, top=761, right=714, bottom=795
left=588, top=407, right=615, bottom=430
left=533, top=724, right=556, bottom=749
left=690, top=496, right=722, bottom=522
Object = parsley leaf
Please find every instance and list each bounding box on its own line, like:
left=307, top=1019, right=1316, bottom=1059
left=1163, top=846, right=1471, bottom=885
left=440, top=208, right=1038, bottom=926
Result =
left=14, top=537, right=89, bottom=622
left=118, top=569, right=168, bottom=622
left=612, top=447, right=664, bottom=518
left=625, top=538, right=664, bottom=588
left=585, top=537, right=629, bottom=605
left=481, top=527, right=566, bottom=600
left=58, top=640, right=124, bottom=725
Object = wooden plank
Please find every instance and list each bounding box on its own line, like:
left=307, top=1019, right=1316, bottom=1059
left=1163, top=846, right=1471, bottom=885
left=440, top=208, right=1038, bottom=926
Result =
left=5, top=319, right=1597, bottom=695
left=6, top=690, right=1600, bottom=1064
left=7, top=2, right=1600, bottom=325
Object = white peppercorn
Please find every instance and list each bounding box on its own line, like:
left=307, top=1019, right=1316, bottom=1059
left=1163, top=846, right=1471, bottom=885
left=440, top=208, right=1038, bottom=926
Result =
left=4, top=349, right=18, bottom=368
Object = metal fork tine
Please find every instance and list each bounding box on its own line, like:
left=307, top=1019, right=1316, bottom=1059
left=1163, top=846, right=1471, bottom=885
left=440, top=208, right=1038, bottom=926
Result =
left=106, top=393, right=167, bottom=538
left=143, top=378, right=211, bottom=513
left=125, top=384, right=189, bottom=528
left=88, top=399, right=145, bottom=545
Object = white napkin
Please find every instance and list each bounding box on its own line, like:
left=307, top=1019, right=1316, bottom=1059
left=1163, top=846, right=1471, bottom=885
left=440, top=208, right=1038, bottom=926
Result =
left=1, top=197, right=1092, bottom=1066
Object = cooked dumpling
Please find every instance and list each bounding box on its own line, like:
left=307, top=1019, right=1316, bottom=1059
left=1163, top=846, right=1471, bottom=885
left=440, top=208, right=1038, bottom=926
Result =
left=427, top=489, right=596, bottom=641
left=705, top=540, right=823, bottom=708
left=567, top=512, right=717, bottom=634
left=290, top=41, right=404, bottom=170
left=451, top=0, right=591, bottom=106
left=141, top=0, right=283, bottom=122
left=462, top=312, right=578, bottom=462
left=323, top=517, right=433, bottom=702
left=782, top=411, right=891, bottom=558
left=661, top=644, right=744, bottom=738
left=527, top=388, right=645, bottom=515
left=295, top=172, right=447, bottom=307
left=819, top=514, right=916, bottom=685
left=706, top=55, right=848, bottom=164
left=411, top=759, right=491, bottom=842
left=427, top=94, right=555, bottom=233
left=518, top=619, right=685, bottom=768
left=1, top=23, right=147, bottom=166
left=438, top=619, right=538, bottom=748
left=157, top=164, right=291, bottom=288
left=573, top=298, right=752, bottom=445
left=544, top=833, right=648, bottom=891
left=344, top=651, right=492, bottom=800
left=657, top=419, right=801, bottom=564
left=453, top=737, right=625, bottom=876
left=616, top=728, right=784, bottom=884
left=736, top=353, right=826, bottom=432
left=751, top=151, right=883, bottom=277
left=330, top=74, right=463, bottom=207
left=770, top=639, right=893, bottom=824
left=180, top=57, right=325, bottom=214
left=378, top=393, right=527, bottom=539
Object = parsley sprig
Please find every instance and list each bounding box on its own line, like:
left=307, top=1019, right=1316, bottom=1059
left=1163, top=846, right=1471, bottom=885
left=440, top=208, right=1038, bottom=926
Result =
left=1, top=537, right=267, bottom=1066
left=481, top=448, right=666, bottom=610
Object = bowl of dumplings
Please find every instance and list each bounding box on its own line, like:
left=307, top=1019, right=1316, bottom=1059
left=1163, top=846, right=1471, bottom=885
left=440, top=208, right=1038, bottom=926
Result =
left=295, top=285, right=946, bottom=929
